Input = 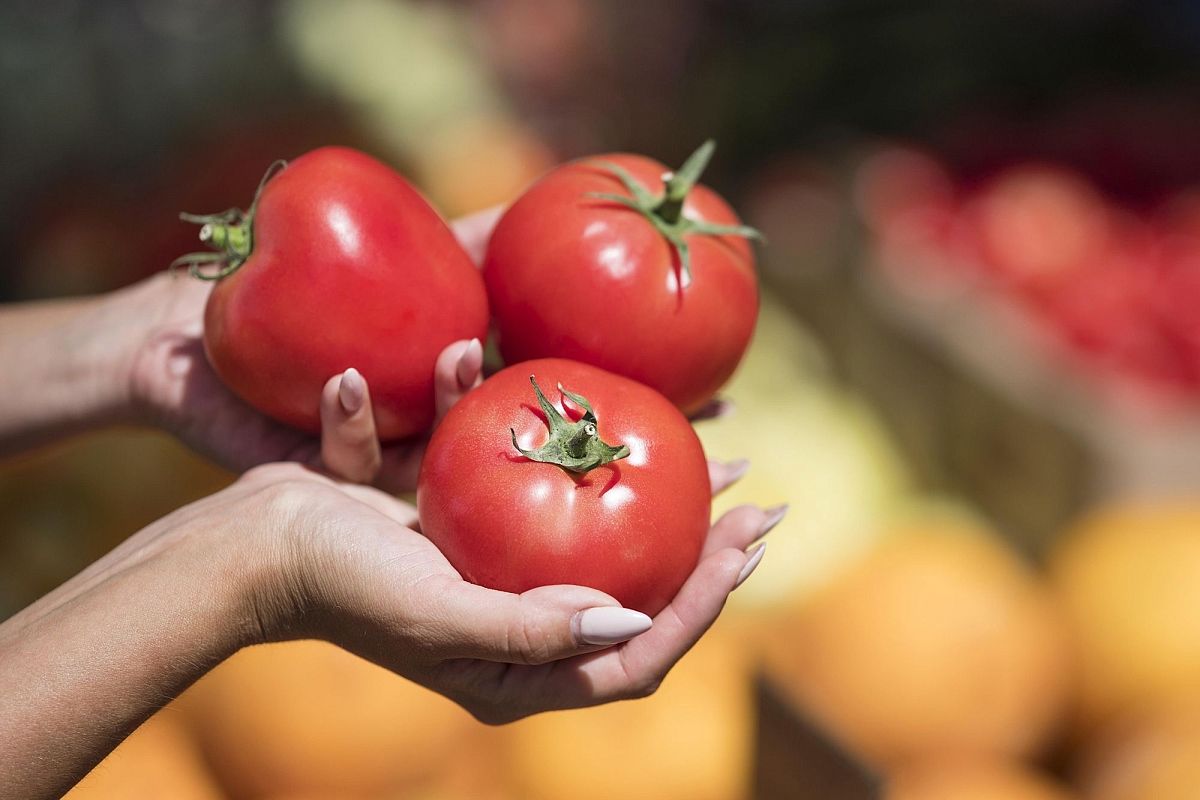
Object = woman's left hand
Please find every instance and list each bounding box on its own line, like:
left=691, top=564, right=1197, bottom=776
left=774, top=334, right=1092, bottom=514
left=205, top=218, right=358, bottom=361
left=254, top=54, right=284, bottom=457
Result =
left=122, top=209, right=502, bottom=491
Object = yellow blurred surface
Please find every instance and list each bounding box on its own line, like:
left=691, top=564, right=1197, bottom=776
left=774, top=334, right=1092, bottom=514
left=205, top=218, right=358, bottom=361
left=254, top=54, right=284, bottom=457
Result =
left=697, top=295, right=911, bottom=613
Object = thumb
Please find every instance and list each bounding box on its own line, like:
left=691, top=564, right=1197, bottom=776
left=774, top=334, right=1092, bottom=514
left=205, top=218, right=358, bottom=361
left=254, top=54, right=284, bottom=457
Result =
left=430, top=582, right=652, bottom=665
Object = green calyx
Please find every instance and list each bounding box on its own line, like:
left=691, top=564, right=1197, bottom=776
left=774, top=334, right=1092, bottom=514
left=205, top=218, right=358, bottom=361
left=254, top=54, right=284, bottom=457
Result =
left=170, top=159, right=288, bottom=281
left=511, top=376, right=630, bottom=474
left=585, top=139, right=764, bottom=289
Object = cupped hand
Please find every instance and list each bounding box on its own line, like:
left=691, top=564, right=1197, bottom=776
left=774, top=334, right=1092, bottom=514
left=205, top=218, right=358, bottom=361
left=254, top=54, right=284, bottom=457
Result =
left=233, top=446, right=782, bottom=725
left=124, top=210, right=502, bottom=492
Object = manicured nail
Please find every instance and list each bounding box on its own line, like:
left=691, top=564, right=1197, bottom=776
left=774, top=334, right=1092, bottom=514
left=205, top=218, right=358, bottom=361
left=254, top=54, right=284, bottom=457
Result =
left=574, top=606, right=653, bottom=645
left=760, top=504, right=789, bottom=537
left=338, top=368, right=366, bottom=414
left=735, top=542, right=766, bottom=589
left=710, top=398, right=736, bottom=419
left=726, top=458, right=751, bottom=483
left=456, top=339, right=482, bottom=389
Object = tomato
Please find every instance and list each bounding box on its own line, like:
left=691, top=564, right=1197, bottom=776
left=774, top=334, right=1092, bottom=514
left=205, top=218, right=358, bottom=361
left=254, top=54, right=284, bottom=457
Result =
left=417, top=358, right=711, bottom=616
left=483, top=141, right=760, bottom=415
left=177, top=146, right=488, bottom=440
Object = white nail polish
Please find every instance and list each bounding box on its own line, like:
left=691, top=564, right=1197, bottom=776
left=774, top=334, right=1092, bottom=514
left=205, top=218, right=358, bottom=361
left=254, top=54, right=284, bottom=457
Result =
left=575, top=606, right=652, bottom=645
left=456, top=339, right=481, bottom=388
left=712, top=398, right=736, bottom=418
left=735, top=542, right=766, bottom=589
left=339, top=368, right=366, bottom=414
left=727, top=459, right=751, bottom=482
left=760, top=504, right=788, bottom=537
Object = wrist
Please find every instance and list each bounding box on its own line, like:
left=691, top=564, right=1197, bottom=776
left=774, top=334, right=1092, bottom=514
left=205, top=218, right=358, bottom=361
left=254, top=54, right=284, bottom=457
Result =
left=209, top=479, right=328, bottom=647
left=0, top=276, right=183, bottom=456
left=0, top=505, right=259, bottom=797
left=57, top=274, right=184, bottom=430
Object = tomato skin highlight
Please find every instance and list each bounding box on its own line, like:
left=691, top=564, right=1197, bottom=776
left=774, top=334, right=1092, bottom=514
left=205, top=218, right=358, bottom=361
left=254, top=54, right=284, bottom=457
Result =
left=417, top=358, right=711, bottom=617
left=483, top=153, right=759, bottom=416
left=203, top=146, right=489, bottom=440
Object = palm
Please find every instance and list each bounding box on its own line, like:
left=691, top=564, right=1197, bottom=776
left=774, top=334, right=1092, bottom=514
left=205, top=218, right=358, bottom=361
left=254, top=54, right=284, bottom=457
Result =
left=306, top=464, right=764, bottom=723
left=131, top=281, right=418, bottom=489
left=130, top=209, right=504, bottom=490
left=420, top=506, right=759, bottom=722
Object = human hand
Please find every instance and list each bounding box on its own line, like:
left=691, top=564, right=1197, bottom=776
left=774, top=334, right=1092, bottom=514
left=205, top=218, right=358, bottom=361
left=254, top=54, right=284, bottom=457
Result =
left=122, top=210, right=503, bottom=491
left=1, top=353, right=776, bottom=798
left=244, top=458, right=781, bottom=724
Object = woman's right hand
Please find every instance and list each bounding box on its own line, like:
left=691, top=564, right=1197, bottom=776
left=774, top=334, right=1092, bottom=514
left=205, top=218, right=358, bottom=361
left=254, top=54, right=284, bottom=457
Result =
left=235, top=458, right=779, bottom=724
left=1, top=367, right=779, bottom=800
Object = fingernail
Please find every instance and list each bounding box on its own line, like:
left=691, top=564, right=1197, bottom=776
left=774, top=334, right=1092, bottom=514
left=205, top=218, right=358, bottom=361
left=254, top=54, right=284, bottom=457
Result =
left=760, top=504, right=789, bottom=537
left=456, top=339, right=481, bottom=389
left=735, top=542, right=766, bottom=589
left=338, top=368, right=366, bottom=414
left=711, top=398, right=736, bottom=419
left=726, top=458, right=751, bottom=483
left=574, top=606, right=652, bottom=645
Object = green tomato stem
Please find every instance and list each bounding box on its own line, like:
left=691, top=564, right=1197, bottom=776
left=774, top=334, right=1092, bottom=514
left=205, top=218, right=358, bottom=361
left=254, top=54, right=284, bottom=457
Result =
left=510, top=376, right=630, bottom=474
left=587, top=140, right=763, bottom=290
left=170, top=159, right=287, bottom=281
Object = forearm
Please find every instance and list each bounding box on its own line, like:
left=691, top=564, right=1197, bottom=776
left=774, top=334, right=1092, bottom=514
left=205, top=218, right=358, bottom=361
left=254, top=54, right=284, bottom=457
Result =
left=0, top=516, right=256, bottom=800
left=0, top=283, right=155, bottom=456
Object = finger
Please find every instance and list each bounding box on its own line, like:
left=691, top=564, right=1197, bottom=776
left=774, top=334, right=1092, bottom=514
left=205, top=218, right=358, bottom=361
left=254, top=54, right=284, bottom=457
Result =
left=434, top=338, right=483, bottom=424
left=708, top=458, right=750, bottom=495
left=541, top=545, right=753, bottom=706
left=702, top=503, right=787, bottom=556
left=689, top=397, right=735, bottom=422
left=319, top=368, right=382, bottom=484
left=425, top=580, right=650, bottom=665
left=451, top=205, right=505, bottom=266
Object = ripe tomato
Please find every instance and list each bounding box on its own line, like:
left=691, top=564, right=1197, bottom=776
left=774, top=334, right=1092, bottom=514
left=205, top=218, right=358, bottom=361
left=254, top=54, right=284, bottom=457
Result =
left=177, top=146, right=488, bottom=440
left=417, top=358, right=711, bottom=616
left=483, top=142, right=760, bottom=415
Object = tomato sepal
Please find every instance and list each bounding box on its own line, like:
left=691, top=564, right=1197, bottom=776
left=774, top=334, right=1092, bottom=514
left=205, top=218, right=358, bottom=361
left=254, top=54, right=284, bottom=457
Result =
left=510, top=375, right=630, bottom=474
left=170, top=159, right=288, bottom=281
left=585, top=140, right=764, bottom=290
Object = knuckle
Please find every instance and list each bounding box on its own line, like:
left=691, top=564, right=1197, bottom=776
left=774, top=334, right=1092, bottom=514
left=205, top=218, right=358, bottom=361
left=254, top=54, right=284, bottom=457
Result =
left=507, top=609, right=556, bottom=665
left=242, top=462, right=301, bottom=486
left=628, top=674, right=663, bottom=700
left=261, top=478, right=311, bottom=512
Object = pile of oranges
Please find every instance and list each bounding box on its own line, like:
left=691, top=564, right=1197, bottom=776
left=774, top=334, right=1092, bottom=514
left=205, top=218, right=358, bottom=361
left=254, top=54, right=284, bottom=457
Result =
left=765, top=503, right=1200, bottom=800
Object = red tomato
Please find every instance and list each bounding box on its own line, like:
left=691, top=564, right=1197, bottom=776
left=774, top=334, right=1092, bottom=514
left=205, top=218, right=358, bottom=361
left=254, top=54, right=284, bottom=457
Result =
left=185, top=147, right=488, bottom=440
left=483, top=142, right=759, bottom=415
left=417, top=358, right=711, bottom=616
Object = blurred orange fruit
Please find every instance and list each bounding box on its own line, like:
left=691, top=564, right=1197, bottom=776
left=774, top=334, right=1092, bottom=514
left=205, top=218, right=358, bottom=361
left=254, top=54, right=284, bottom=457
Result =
left=885, top=757, right=1077, bottom=800
left=766, top=522, right=1073, bottom=768
left=414, top=115, right=554, bottom=217
left=1074, top=695, right=1200, bottom=800
left=502, top=624, right=753, bottom=800
left=180, top=640, right=477, bottom=799
left=1049, top=503, right=1200, bottom=731
left=64, top=708, right=223, bottom=800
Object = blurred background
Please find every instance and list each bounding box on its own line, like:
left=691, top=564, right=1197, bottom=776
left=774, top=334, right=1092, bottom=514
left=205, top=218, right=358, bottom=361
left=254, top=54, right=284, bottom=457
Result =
left=7, top=1, right=1200, bottom=798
